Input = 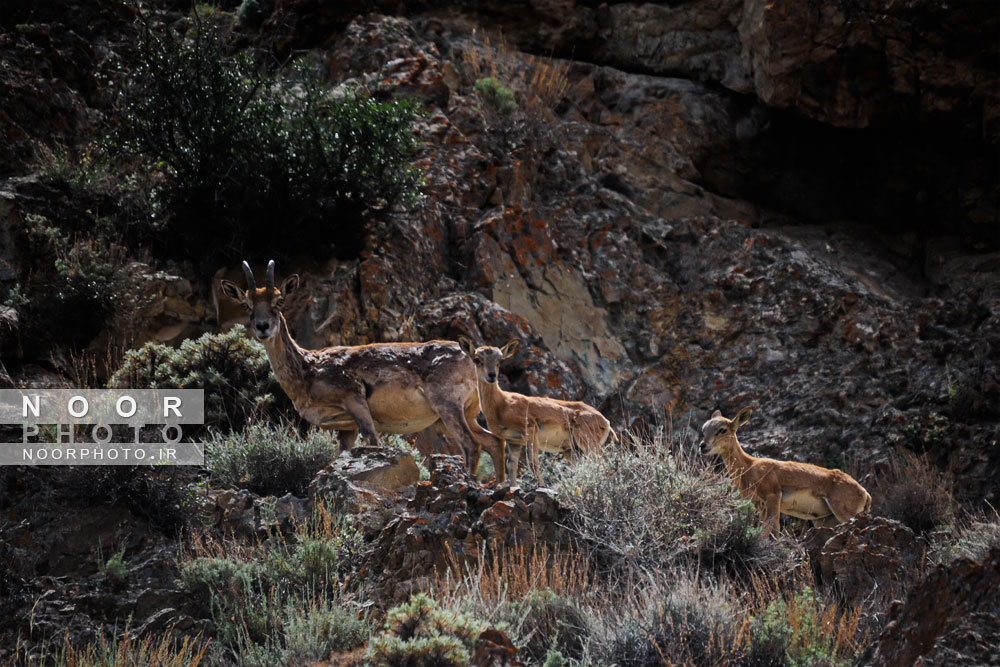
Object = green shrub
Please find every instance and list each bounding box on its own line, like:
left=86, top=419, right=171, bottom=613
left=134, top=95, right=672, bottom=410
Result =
left=206, top=424, right=337, bottom=496
left=502, top=590, right=591, bottom=664
left=697, top=499, right=782, bottom=578
left=475, top=77, right=518, bottom=117
left=108, top=16, right=420, bottom=263
left=367, top=593, right=486, bottom=667
left=749, top=588, right=841, bottom=667
left=60, top=465, right=190, bottom=532
left=182, top=520, right=366, bottom=663
left=236, top=0, right=274, bottom=26
left=109, top=326, right=285, bottom=434
left=100, top=547, right=129, bottom=588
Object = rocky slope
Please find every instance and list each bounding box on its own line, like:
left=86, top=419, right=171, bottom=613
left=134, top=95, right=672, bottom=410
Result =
left=1, top=1, right=998, bottom=499
left=0, top=2, right=997, bottom=660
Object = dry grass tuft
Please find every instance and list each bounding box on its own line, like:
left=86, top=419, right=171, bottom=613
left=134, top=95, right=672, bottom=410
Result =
left=460, top=30, right=570, bottom=115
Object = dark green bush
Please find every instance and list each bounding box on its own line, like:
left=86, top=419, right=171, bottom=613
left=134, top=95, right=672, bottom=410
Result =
left=21, top=213, right=151, bottom=349
left=109, top=326, right=287, bottom=433
left=367, top=593, right=486, bottom=667
left=206, top=423, right=337, bottom=496
left=108, top=15, right=421, bottom=263
left=60, top=465, right=190, bottom=532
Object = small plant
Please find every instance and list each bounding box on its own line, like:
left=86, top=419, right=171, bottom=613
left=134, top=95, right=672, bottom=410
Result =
left=109, top=326, right=287, bottom=434
left=100, top=547, right=129, bottom=588
left=475, top=77, right=518, bottom=117
left=206, top=423, right=338, bottom=496
left=366, top=592, right=486, bottom=667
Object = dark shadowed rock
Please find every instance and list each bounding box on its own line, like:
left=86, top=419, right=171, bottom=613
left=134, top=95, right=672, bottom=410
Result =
left=864, top=546, right=1000, bottom=666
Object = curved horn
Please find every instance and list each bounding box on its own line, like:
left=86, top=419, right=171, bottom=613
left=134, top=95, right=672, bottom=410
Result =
left=266, top=259, right=275, bottom=291
left=242, top=261, right=257, bottom=291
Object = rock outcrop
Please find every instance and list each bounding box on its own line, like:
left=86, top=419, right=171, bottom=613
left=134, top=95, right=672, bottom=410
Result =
left=367, top=455, right=569, bottom=603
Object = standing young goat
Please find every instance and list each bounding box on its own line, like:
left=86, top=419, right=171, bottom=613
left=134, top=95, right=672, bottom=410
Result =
left=459, top=337, right=616, bottom=484
left=220, top=260, right=505, bottom=480
left=701, top=407, right=871, bottom=537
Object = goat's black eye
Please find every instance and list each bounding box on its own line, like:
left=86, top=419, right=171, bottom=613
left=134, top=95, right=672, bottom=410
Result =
left=242, top=303, right=251, bottom=311
left=719, top=427, right=727, bottom=434
left=474, top=359, right=482, bottom=365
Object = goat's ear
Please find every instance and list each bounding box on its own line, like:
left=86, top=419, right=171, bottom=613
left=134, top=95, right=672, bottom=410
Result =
left=220, top=279, right=246, bottom=303
left=457, top=336, right=475, bottom=357
left=279, top=274, right=300, bottom=296
left=733, top=407, right=752, bottom=430
left=500, top=339, right=520, bottom=359
left=711, top=410, right=722, bottom=419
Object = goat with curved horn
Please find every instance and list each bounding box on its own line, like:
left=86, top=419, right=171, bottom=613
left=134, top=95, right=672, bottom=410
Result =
left=219, top=259, right=506, bottom=481
left=242, top=260, right=257, bottom=291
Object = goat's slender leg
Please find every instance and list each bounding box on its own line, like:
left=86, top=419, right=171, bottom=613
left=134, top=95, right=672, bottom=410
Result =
left=763, top=493, right=781, bottom=537
left=426, top=398, right=485, bottom=478
left=342, top=395, right=379, bottom=448
left=506, top=442, right=523, bottom=485
left=337, top=429, right=358, bottom=451
left=464, top=401, right=505, bottom=483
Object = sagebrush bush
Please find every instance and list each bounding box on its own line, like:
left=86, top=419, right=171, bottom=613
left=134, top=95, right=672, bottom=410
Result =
left=366, top=593, right=486, bottom=667
left=556, top=436, right=765, bottom=571
left=602, top=580, right=743, bottom=667
left=748, top=588, right=841, bottom=667
left=109, top=326, right=286, bottom=433
left=502, top=589, right=591, bottom=664
left=108, top=15, right=420, bottom=263
left=206, top=424, right=337, bottom=496
left=930, top=514, right=1000, bottom=565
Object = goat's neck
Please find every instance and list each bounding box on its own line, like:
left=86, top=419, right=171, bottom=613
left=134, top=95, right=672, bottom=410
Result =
left=477, top=379, right=507, bottom=422
left=720, top=437, right=756, bottom=483
left=261, top=313, right=308, bottom=392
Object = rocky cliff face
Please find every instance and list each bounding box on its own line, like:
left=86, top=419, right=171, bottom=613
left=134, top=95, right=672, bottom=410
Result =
left=0, top=2, right=997, bottom=500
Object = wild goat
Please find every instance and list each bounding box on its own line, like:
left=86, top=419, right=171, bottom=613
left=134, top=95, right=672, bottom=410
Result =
left=701, top=407, right=871, bottom=537
left=459, top=337, right=616, bottom=484
left=221, top=260, right=505, bottom=479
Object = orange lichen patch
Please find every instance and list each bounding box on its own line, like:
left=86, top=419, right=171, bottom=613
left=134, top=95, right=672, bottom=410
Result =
left=546, top=370, right=564, bottom=389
